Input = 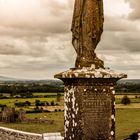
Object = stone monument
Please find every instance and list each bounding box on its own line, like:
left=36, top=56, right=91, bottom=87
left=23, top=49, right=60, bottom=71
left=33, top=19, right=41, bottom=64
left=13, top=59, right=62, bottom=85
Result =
left=55, top=0, right=127, bottom=139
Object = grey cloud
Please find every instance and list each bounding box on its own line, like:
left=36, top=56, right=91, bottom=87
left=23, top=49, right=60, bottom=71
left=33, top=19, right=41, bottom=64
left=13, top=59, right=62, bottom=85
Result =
left=0, top=0, right=73, bottom=39
left=100, top=50, right=140, bottom=72
left=104, top=16, right=138, bottom=32
left=126, top=0, right=140, bottom=20
left=0, top=52, right=75, bottom=79
left=0, top=34, right=75, bottom=70
left=118, top=32, right=140, bottom=52
left=0, top=37, right=47, bottom=56
left=98, top=14, right=140, bottom=53
left=0, top=34, right=76, bottom=60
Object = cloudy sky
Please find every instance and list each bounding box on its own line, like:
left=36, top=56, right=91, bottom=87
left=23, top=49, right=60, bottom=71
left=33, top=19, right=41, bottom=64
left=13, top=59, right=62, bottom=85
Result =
left=0, top=0, right=139, bottom=79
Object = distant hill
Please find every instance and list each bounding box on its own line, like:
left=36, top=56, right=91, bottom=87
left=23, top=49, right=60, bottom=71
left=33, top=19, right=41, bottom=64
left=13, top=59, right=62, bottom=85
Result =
left=0, top=77, right=64, bottom=93
left=117, top=79, right=140, bottom=93
left=0, top=76, right=18, bottom=81
left=0, top=75, right=139, bottom=85
left=117, top=79, right=140, bottom=85
left=0, top=76, right=140, bottom=94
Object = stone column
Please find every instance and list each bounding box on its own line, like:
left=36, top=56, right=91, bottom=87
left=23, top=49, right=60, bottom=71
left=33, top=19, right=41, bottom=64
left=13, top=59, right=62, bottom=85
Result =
left=55, top=67, right=127, bottom=140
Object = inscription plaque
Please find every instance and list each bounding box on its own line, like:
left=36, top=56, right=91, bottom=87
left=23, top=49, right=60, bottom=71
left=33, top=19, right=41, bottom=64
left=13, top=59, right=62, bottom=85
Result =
left=82, top=91, right=112, bottom=139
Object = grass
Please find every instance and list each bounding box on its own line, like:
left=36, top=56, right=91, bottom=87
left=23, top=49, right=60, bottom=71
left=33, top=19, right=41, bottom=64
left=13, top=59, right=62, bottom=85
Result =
left=0, top=93, right=140, bottom=139
left=1, top=94, right=140, bottom=107
left=116, top=95, right=140, bottom=98
left=115, top=95, right=140, bottom=104
left=0, top=97, right=57, bottom=107
left=0, top=93, right=64, bottom=108
left=116, top=103, right=140, bottom=109
left=0, top=109, right=140, bottom=139
left=116, top=109, right=140, bottom=140
left=116, top=92, right=140, bottom=95
left=0, top=112, right=64, bottom=134
left=33, top=93, right=64, bottom=96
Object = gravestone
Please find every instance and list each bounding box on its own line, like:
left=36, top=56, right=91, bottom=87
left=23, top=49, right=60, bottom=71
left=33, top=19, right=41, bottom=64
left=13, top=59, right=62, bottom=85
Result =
left=55, top=0, right=127, bottom=139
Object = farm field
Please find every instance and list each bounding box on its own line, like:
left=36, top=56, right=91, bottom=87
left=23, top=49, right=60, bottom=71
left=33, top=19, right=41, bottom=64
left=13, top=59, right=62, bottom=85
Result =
left=0, top=93, right=64, bottom=112
left=0, top=97, right=56, bottom=106
left=0, top=109, right=140, bottom=140
left=0, top=94, right=140, bottom=108
left=116, top=109, right=140, bottom=140
left=0, top=112, right=64, bottom=134
left=0, top=92, right=140, bottom=139
left=115, top=94, right=140, bottom=104
left=116, top=103, right=140, bottom=109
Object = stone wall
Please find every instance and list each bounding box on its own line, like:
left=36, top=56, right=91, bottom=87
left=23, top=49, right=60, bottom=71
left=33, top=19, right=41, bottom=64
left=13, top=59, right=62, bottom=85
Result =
left=0, top=127, right=42, bottom=140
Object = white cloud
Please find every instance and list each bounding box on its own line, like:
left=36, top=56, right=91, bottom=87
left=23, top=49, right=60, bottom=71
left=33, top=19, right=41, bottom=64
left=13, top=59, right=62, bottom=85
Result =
left=104, top=0, right=131, bottom=17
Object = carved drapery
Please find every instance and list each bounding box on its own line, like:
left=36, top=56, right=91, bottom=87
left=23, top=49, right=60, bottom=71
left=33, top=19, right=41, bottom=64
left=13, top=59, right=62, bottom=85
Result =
left=71, top=0, right=104, bottom=68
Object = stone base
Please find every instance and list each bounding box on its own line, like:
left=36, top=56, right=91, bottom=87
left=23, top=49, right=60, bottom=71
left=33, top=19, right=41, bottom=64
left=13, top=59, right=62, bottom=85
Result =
left=55, top=67, right=127, bottom=140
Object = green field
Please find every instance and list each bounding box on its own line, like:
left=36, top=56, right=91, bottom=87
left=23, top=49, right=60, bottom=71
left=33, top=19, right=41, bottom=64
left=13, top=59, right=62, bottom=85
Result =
left=116, top=97, right=140, bottom=104
left=0, top=93, right=64, bottom=108
left=0, top=97, right=56, bottom=106
left=0, top=112, right=64, bottom=134
left=116, top=109, right=140, bottom=140
left=0, top=93, right=140, bottom=139
left=0, top=109, right=140, bottom=139
left=0, top=95, right=140, bottom=106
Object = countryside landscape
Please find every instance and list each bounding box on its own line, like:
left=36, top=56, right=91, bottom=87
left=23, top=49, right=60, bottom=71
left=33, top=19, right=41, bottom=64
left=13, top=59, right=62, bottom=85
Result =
left=0, top=0, right=140, bottom=139
left=0, top=76, right=140, bottom=140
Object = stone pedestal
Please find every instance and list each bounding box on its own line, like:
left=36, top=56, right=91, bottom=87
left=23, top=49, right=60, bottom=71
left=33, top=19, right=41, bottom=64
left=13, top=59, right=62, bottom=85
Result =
left=55, top=67, right=127, bottom=140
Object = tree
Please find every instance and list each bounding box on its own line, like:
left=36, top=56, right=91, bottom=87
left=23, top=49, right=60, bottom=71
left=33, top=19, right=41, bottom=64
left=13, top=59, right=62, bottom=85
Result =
left=121, top=95, right=131, bottom=105
left=34, top=106, right=39, bottom=111
left=51, top=101, right=55, bottom=106
left=56, top=93, right=61, bottom=102
left=26, top=91, right=33, bottom=98
left=25, top=101, right=31, bottom=106
left=35, top=100, right=45, bottom=106
left=35, top=100, right=40, bottom=106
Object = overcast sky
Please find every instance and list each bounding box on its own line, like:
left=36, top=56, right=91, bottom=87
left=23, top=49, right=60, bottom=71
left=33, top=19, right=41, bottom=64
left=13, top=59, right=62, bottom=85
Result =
left=0, top=0, right=140, bottom=79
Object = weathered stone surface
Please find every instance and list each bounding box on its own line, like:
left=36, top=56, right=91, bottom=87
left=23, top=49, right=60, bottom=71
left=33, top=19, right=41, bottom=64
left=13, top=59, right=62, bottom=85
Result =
left=55, top=66, right=127, bottom=79
left=71, top=0, right=104, bottom=68
left=55, top=68, right=126, bottom=140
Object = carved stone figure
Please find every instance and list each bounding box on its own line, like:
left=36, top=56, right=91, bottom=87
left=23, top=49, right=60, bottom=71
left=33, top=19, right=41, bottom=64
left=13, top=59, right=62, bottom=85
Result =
left=71, top=0, right=104, bottom=68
